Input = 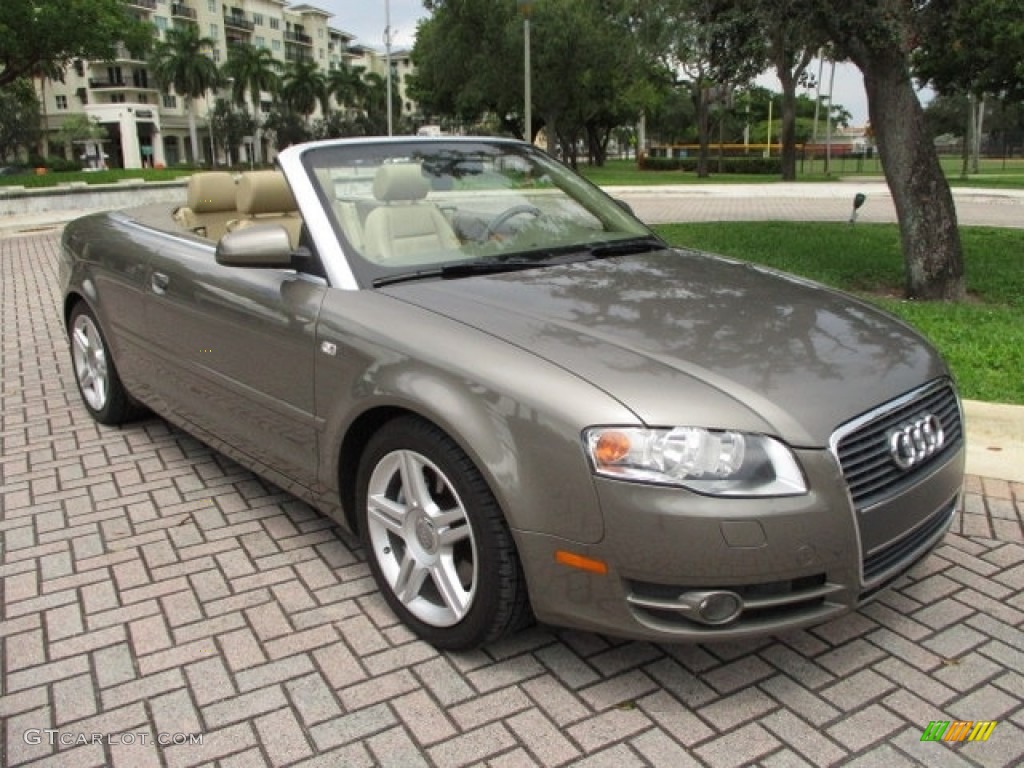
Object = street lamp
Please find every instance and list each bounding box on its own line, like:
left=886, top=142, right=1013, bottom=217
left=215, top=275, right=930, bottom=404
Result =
left=518, top=0, right=532, bottom=144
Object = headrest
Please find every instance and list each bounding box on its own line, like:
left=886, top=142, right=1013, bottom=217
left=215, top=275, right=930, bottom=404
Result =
left=187, top=172, right=237, bottom=213
left=236, top=170, right=297, bottom=215
left=373, top=163, right=430, bottom=202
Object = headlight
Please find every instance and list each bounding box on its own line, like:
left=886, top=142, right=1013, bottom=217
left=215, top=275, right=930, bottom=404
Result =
left=584, top=427, right=807, bottom=496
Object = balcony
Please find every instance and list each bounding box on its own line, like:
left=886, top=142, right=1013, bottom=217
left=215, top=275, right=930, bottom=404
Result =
left=284, top=30, right=313, bottom=46
left=170, top=3, right=198, bottom=21
left=125, top=0, right=157, bottom=10
left=89, top=79, right=128, bottom=89
left=285, top=49, right=314, bottom=63
left=224, top=14, right=255, bottom=32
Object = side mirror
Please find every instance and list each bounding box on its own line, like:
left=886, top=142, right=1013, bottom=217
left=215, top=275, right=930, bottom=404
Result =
left=216, top=224, right=296, bottom=269
left=613, top=198, right=635, bottom=216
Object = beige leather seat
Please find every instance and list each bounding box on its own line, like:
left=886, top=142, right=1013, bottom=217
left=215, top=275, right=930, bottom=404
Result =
left=227, top=170, right=303, bottom=247
left=362, top=163, right=459, bottom=264
left=174, top=171, right=237, bottom=240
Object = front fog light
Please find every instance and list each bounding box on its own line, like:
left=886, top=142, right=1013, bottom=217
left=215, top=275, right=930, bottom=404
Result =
left=678, top=590, right=743, bottom=625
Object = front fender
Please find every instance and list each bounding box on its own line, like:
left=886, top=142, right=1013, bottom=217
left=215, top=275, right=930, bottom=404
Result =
left=314, top=290, right=638, bottom=544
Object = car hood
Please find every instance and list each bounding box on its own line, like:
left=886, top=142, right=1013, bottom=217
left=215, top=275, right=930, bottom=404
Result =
left=382, top=248, right=948, bottom=447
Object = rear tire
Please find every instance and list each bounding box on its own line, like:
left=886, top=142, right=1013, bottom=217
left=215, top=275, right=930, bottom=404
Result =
left=68, top=302, right=140, bottom=426
left=356, top=416, right=531, bottom=650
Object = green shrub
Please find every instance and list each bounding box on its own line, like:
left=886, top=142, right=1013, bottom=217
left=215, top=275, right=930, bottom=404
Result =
left=45, top=156, right=84, bottom=172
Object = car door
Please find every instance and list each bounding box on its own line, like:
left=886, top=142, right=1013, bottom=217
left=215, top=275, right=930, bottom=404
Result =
left=143, top=237, right=326, bottom=491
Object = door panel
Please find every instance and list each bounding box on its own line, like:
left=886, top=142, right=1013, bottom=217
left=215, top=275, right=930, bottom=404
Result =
left=144, top=245, right=325, bottom=490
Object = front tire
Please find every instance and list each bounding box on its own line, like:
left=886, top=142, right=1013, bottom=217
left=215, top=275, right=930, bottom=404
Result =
left=68, top=302, right=139, bottom=426
left=356, top=416, right=530, bottom=649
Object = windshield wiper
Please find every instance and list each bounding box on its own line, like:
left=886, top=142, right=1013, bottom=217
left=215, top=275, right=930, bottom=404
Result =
left=372, top=240, right=664, bottom=288
left=372, top=269, right=444, bottom=288
left=587, top=236, right=667, bottom=259
left=372, top=258, right=543, bottom=288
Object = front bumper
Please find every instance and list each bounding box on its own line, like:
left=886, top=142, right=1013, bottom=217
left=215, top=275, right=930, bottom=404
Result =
left=515, top=445, right=964, bottom=642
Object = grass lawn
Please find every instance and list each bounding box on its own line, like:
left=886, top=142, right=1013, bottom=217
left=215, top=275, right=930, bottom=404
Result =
left=653, top=221, right=1024, bottom=405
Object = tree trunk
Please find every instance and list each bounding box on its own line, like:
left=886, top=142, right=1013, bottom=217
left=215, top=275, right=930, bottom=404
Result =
left=861, top=52, right=965, bottom=300
left=961, top=103, right=970, bottom=179
left=544, top=113, right=558, bottom=157
left=778, top=68, right=799, bottom=181
left=251, top=93, right=263, bottom=164
left=186, top=98, right=201, bottom=166
left=694, top=85, right=711, bottom=178
left=775, top=49, right=813, bottom=181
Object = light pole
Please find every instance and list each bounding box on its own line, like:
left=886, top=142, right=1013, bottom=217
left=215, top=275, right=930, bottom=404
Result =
left=518, top=0, right=532, bottom=144
left=385, top=0, right=393, bottom=137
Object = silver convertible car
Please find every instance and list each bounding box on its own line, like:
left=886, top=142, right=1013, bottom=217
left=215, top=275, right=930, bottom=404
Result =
left=60, top=137, right=965, bottom=649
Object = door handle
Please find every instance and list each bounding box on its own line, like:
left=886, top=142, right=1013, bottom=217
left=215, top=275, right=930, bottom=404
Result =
left=151, top=272, right=169, bottom=295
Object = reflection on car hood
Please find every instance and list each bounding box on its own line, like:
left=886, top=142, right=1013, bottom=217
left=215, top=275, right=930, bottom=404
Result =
left=383, top=248, right=948, bottom=446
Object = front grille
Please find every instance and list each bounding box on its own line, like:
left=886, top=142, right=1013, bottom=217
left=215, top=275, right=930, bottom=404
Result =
left=861, top=497, right=956, bottom=588
left=833, top=380, right=962, bottom=510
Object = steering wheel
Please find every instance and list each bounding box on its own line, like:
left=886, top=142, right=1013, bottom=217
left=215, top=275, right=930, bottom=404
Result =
left=483, top=205, right=542, bottom=239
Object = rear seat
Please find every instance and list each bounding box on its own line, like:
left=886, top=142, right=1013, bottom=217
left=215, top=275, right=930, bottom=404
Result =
left=174, top=172, right=238, bottom=241
left=226, top=170, right=303, bottom=248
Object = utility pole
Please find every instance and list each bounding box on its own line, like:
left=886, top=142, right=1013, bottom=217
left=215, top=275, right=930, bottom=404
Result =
left=518, top=1, right=533, bottom=144
left=385, top=0, right=393, bottom=137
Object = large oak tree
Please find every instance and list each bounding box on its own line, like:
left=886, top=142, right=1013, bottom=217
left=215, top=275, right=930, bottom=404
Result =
left=809, top=0, right=965, bottom=301
left=0, top=0, right=151, bottom=88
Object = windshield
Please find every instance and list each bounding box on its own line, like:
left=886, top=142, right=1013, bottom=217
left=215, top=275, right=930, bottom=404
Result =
left=300, top=139, right=656, bottom=287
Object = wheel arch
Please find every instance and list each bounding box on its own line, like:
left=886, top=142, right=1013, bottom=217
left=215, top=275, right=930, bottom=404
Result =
left=329, top=363, right=606, bottom=545
left=63, top=291, right=88, bottom=329
left=336, top=405, right=412, bottom=534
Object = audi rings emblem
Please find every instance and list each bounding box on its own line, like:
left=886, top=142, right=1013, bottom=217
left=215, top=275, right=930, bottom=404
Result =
left=887, top=414, right=945, bottom=470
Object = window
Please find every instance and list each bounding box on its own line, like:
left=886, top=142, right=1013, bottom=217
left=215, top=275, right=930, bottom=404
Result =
left=261, top=100, right=271, bottom=114
left=272, top=39, right=281, bottom=51
left=318, top=28, right=324, bottom=38
left=319, top=48, right=324, bottom=59
left=210, top=24, right=218, bottom=38
left=207, top=0, right=215, bottom=11
left=55, top=95, right=68, bottom=110
left=163, top=94, right=177, bottom=108
left=138, top=94, right=149, bottom=104
left=212, top=46, right=221, bottom=62
left=253, top=12, right=263, bottom=25
left=111, top=94, right=126, bottom=103
left=154, top=16, right=168, bottom=30
left=255, top=36, right=265, bottom=48
left=269, top=17, right=279, bottom=30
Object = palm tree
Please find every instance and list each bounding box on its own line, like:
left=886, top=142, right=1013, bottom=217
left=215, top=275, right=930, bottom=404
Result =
left=326, top=63, right=368, bottom=117
left=281, top=58, right=327, bottom=125
left=361, top=71, right=398, bottom=134
left=150, top=27, right=220, bottom=165
left=221, top=44, right=281, bottom=163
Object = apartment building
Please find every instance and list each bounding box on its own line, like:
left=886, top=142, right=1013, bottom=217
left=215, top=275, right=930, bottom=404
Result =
left=37, top=0, right=363, bottom=168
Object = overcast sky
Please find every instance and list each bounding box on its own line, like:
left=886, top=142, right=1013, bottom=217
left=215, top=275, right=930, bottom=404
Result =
left=317, top=0, right=424, bottom=49
left=315, top=1, right=876, bottom=126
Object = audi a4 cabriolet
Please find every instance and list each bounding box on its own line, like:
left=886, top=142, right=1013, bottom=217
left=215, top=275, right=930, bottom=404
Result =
left=59, top=137, right=965, bottom=649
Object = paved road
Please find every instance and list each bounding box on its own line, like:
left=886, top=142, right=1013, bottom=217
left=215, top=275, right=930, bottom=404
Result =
left=1, top=231, right=1023, bottom=768
left=613, top=182, right=1024, bottom=228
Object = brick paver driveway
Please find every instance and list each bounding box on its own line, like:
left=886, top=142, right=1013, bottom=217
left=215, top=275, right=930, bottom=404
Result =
left=2, top=232, right=1023, bottom=768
